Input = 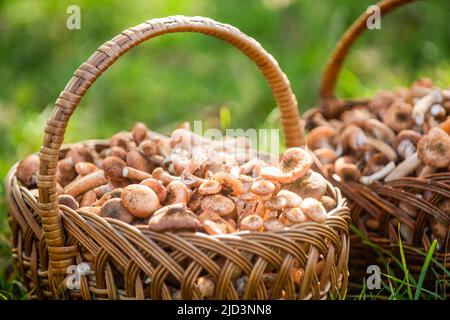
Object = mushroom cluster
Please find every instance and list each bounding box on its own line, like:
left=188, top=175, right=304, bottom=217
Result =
left=18, top=122, right=338, bottom=236
left=306, top=78, right=450, bottom=249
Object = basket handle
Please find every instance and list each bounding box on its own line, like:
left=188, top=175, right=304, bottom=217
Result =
left=37, top=16, right=304, bottom=280
left=319, top=0, right=416, bottom=117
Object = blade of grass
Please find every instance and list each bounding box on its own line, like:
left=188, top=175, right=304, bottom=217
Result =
left=414, top=240, right=437, bottom=300
left=397, top=223, right=413, bottom=299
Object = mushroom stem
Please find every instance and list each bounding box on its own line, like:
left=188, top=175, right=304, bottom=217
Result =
left=418, top=165, right=436, bottom=177
left=413, top=91, right=441, bottom=125
left=64, top=170, right=108, bottom=197
left=384, top=153, right=421, bottom=182
left=365, top=137, right=397, bottom=162
left=360, top=161, right=395, bottom=185
left=122, top=166, right=152, bottom=181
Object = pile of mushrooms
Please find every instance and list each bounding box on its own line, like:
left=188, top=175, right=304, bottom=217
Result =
left=306, top=78, right=450, bottom=249
left=17, top=122, right=337, bottom=237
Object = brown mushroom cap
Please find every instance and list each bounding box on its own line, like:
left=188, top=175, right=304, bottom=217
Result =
left=383, top=101, right=414, bottom=132
left=263, top=218, right=285, bottom=231
left=16, top=154, right=40, bottom=187
left=121, top=184, right=160, bottom=218
left=333, top=156, right=361, bottom=181
left=369, top=90, right=397, bottom=118
left=201, top=194, right=235, bottom=216
left=282, top=207, right=307, bottom=224
left=80, top=190, right=97, bottom=207
left=203, top=219, right=235, bottom=235
left=240, top=214, right=264, bottom=231
left=276, top=190, right=303, bottom=207
left=341, top=107, right=374, bottom=127
left=250, top=180, right=275, bottom=197
left=300, top=198, right=327, bottom=223
left=148, top=204, right=201, bottom=232
left=58, top=194, right=79, bottom=210
left=102, top=156, right=126, bottom=181
left=364, top=118, right=396, bottom=142
left=282, top=170, right=327, bottom=200
left=131, top=122, right=149, bottom=146
left=110, top=131, right=131, bottom=150
left=212, top=172, right=244, bottom=196
left=320, top=196, right=337, bottom=211
left=56, top=159, right=77, bottom=187
left=126, top=150, right=151, bottom=173
left=138, top=140, right=159, bottom=156
left=109, top=146, right=128, bottom=160
left=392, top=130, right=421, bottom=156
left=99, top=198, right=134, bottom=223
left=166, top=180, right=189, bottom=205
left=417, top=127, right=450, bottom=168
left=313, top=148, right=337, bottom=165
left=362, top=153, right=389, bottom=176
left=140, top=178, right=167, bottom=203
left=306, top=126, right=336, bottom=150
left=65, top=143, right=93, bottom=164
left=198, top=179, right=222, bottom=196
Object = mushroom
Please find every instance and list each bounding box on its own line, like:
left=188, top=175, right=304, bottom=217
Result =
left=148, top=204, right=201, bottom=232
left=439, top=117, right=450, bottom=135
left=140, top=178, right=167, bottom=203
left=320, top=196, right=337, bottom=211
left=365, top=137, right=397, bottom=162
left=384, top=153, right=421, bottom=182
left=102, top=156, right=152, bottom=182
left=392, top=130, right=421, bottom=160
left=110, top=131, right=131, bottom=150
left=107, top=146, right=128, bottom=161
left=249, top=180, right=275, bottom=199
left=360, top=161, right=395, bottom=185
left=121, top=184, right=159, bottom=218
left=202, top=218, right=235, bottom=235
left=93, top=183, right=114, bottom=198
left=99, top=198, right=134, bottom=223
left=300, top=198, right=327, bottom=223
left=276, top=190, right=302, bottom=207
left=75, top=161, right=99, bottom=176
left=196, top=277, right=215, bottom=299
left=341, top=107, right=374, bottom=127
left=412, top=90, right=442, bottom=126
left=383, top=101, right=413, bottom=132
left=131, top=122, right=149, bottom=146
left=338, top=125, right=367, bottom=152
left=198, top=179, right=222, bottom=196
left=240, top=215, right=264, bottom=232
left=152, top=167, right=180, bottom=185
left=263, top=218, right=285, bottom=231
left=306, top=126, right=336, bottom=150
left=64, top=170, right=108, bottom=197
left=16, top=154, right=40, bottom=187
left=279, top=207, right=307, bottom=225
left=65, top=143, right=94, bottom=164
left=417, top=127, right=450, bottom=168
left=364, top=118, right=396, bottom=143
left=313, top=148, right=337, bottom=165
left=333, top=156, right=361, bottom=181
left=369, top=90, right=397, bottom=118
left=58, top=194, right=79, bottom=210
left=200, top=194, right=235, bottom=216
left=166, top=180, right=189, bottom=205
left=79, top=190, right=97, bottom=207
left=126, top=150, right=151, bottom=173
left=138, top=140, right=159, bottom=157
left=282, top=170, right=327, bottom=200
left=56, top=158, right=76, bottom=187
left=212, top=172, right=244, bottom=196
left=260, top=147, right=313, bottom=184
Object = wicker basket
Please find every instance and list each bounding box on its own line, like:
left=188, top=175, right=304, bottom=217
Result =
left=6, top=16, right=350, bottom=300
left=306, top=0, right=450, bottom=290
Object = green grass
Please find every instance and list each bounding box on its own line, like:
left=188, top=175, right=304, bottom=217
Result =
left=1, top=0, right=450, bottom=300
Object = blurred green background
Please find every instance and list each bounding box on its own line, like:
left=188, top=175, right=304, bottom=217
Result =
left=0, top=0, right=449, bottom=298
